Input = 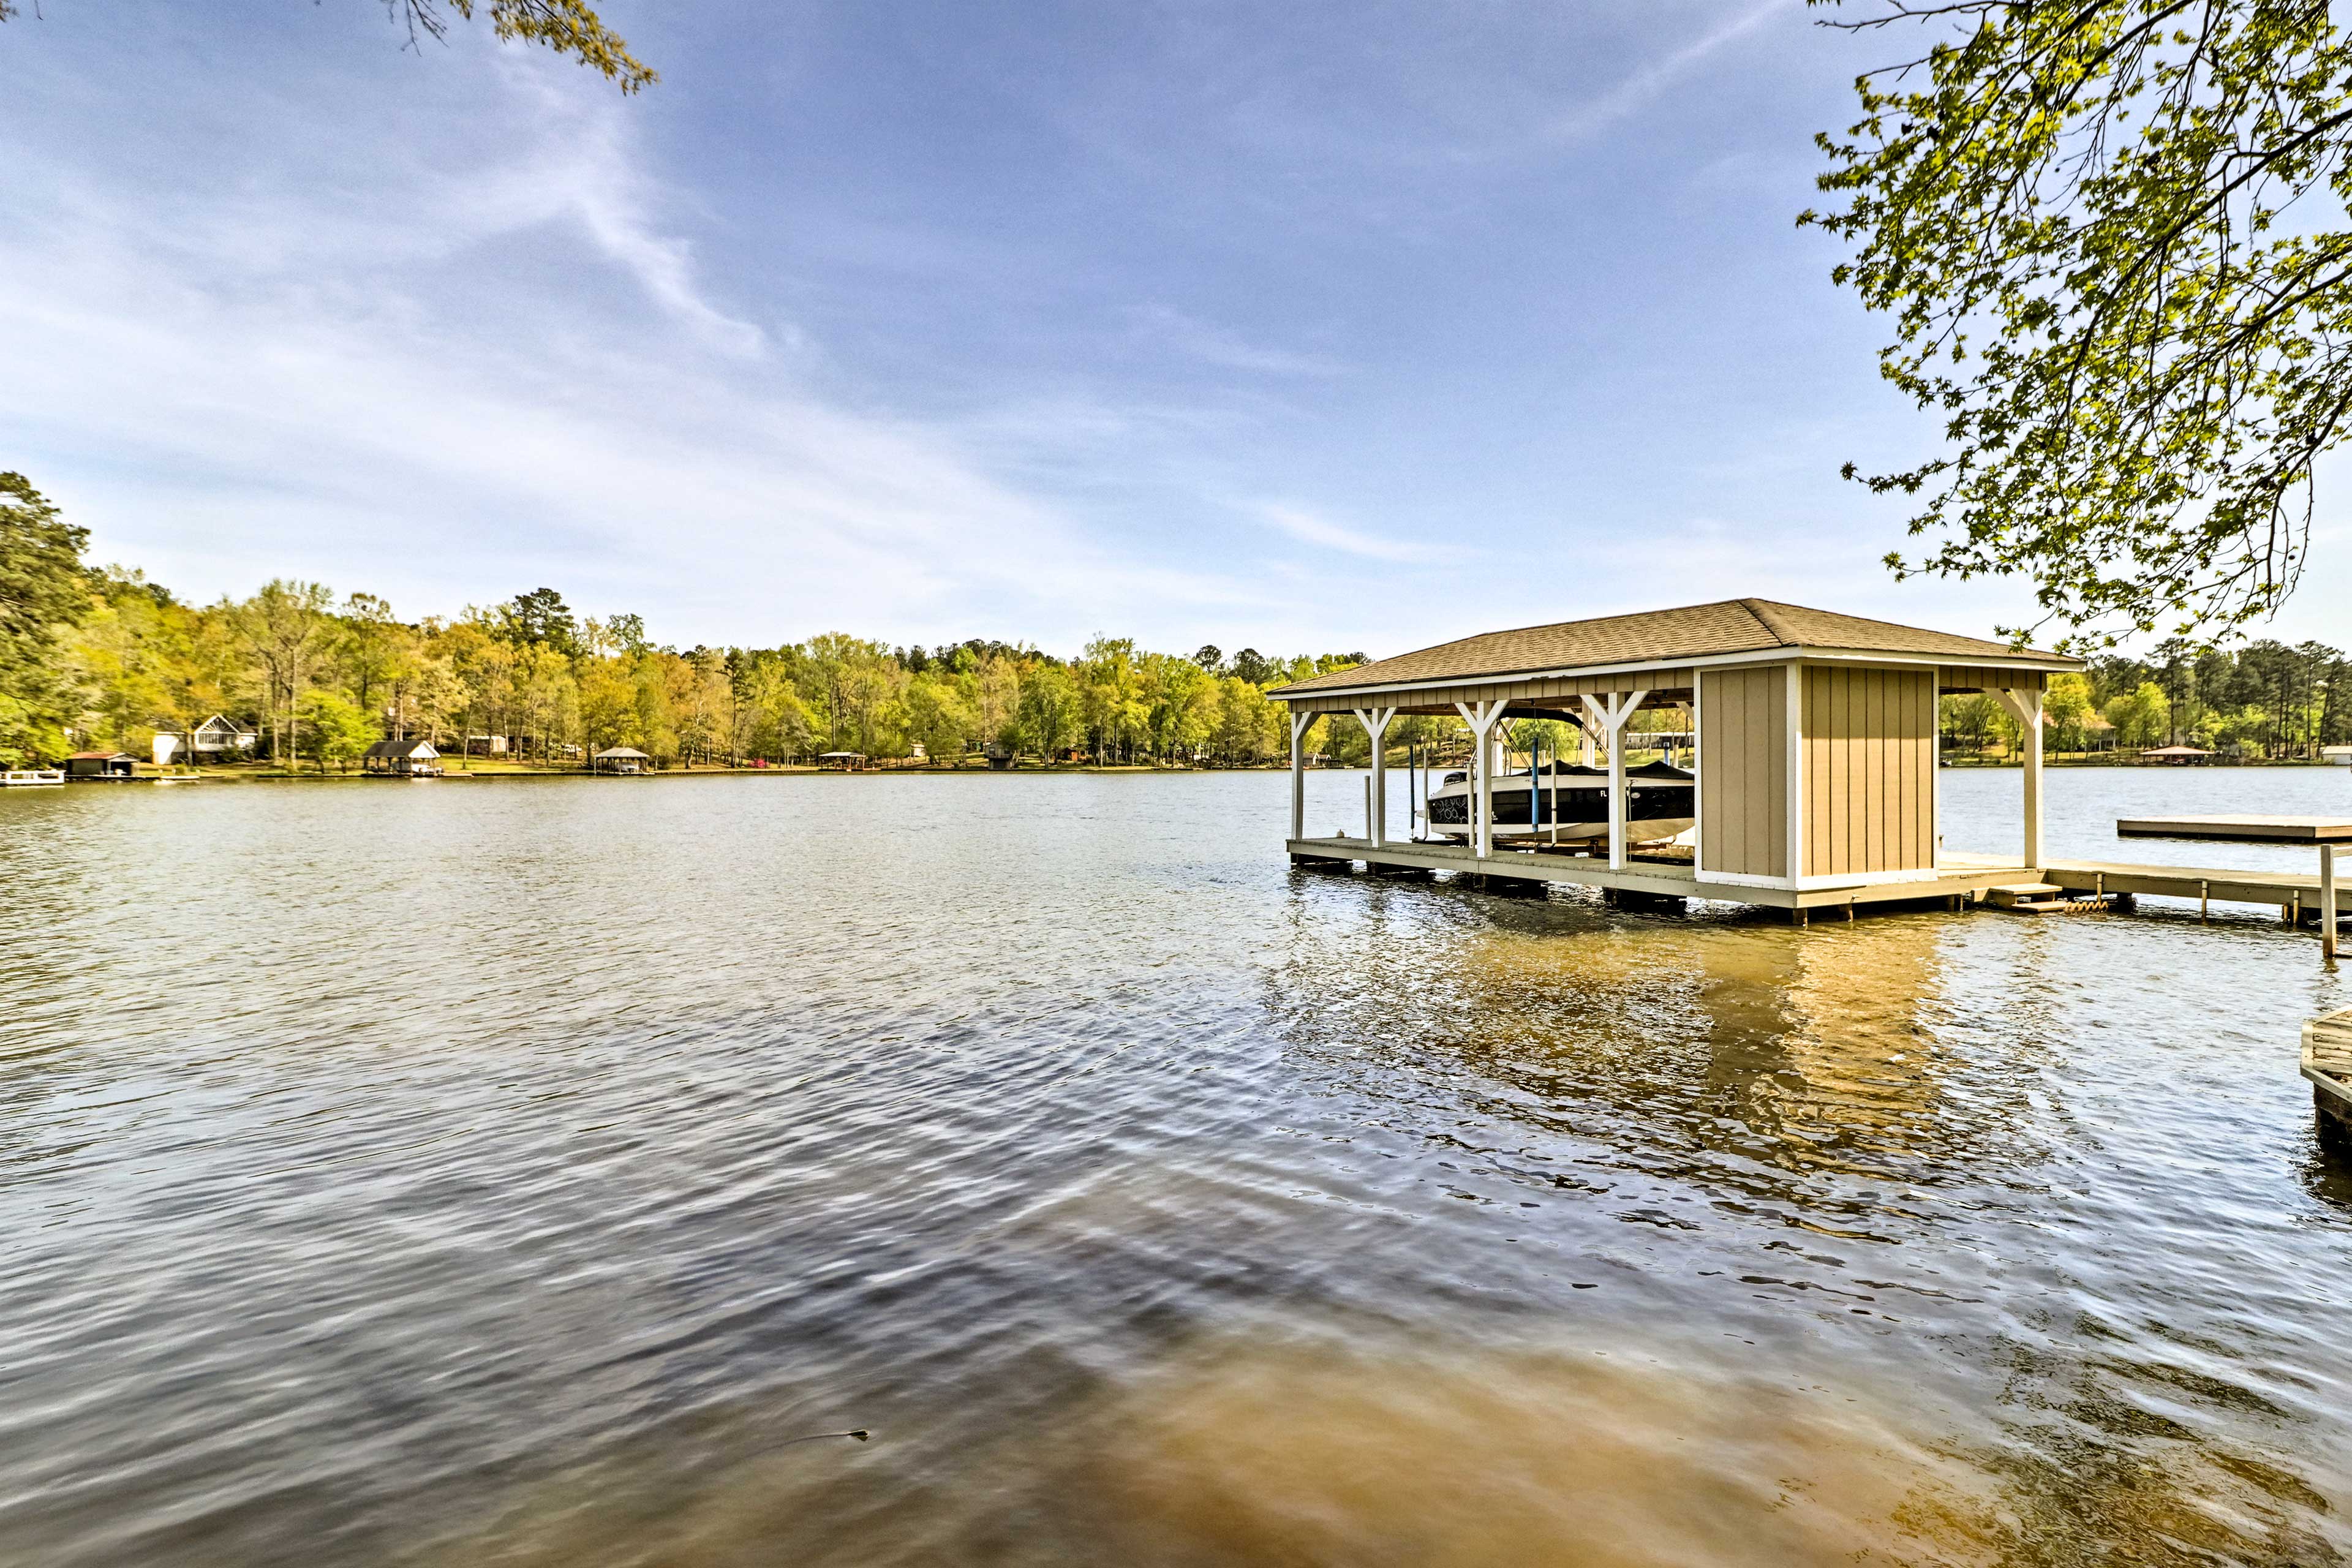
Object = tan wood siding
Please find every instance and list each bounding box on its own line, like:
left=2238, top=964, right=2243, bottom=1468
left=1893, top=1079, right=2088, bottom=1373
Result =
left=1698, top=665, right=1787, bottom=878
left=1800, top=664, right=1937, bottom=878
left=1937, top=665, right=2048, bottom=694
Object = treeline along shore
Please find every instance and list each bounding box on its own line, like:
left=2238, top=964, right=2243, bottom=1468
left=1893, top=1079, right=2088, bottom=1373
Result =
left=2, top=472, right=1387, bottom=773
left=6, top=472, right=2349, bottom=774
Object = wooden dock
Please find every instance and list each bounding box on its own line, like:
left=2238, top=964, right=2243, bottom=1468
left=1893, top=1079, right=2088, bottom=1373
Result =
left=1292, top=837, right=2352, bottom=925
left=1287, top=835, right=2034, bottom=913
left=1939, top=851, right=2351, bottom=921
left=2305, top=1008, right=2352, bottom=1144
left=2119, top=815, right=2352, bottom=843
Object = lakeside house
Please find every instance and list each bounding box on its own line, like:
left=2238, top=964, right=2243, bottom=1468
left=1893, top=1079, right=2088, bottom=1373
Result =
left=363, top=738, right=443, bottom=777
left=195, top=715, right=259, bottom=756
left=593, top=747, right=650, bottom=775
left=66, top=751, right=139, bottom=779
left=150, top=714, right=260, bottom=766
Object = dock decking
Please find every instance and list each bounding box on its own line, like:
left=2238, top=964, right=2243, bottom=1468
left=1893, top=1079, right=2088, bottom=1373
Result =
left=2305, top=1008, right=2352, bottom=1142
left=1291, top=837, right=2352, bottom=922
left=2118, top=815, right=2352, bottom=843
left=1287, top=836, right=2033, bottom=910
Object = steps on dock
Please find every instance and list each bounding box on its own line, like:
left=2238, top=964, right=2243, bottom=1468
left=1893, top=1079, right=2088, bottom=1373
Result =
left=1984, top=881, right=2123, bottom=914
left=1985, top=884, right=2135, bottom=921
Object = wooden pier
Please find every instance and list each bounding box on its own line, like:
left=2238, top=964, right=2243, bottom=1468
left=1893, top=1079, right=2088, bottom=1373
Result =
left=2119, top=815, right=2352, bottom=844
left=2305, top=1008, right=2352, bottom=1145
left=1292, top=837, right=2352, bottom=927
left=1288, top=835, right=2034, bottom=914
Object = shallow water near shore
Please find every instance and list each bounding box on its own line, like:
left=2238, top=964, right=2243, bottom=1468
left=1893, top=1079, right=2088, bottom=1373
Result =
left=3, top=766, right=2351, bottom=1566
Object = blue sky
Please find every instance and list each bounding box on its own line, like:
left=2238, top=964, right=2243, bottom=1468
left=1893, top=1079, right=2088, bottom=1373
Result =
left=5, top=0, right=2346, bottom=657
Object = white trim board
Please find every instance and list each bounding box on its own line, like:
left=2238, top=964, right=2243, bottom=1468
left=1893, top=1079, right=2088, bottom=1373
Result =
left=1700, top=869, right=1798, bottom=890
left=1794, top=867, right=1951, bottom=891
left=1274, top=644, right=2078, bottom=704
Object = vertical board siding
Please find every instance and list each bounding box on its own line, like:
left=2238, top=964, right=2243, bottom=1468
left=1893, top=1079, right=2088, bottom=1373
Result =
left=1699, top=665, right=1787, bottom=878
left=1800, top=664, right=1937, bottom=878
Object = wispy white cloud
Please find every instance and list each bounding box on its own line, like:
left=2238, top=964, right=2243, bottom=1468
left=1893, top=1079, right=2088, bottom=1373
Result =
left=453, top=64, right=768, bottom=356
left=1255, top=501, right=1437, bottom=562
left=0, top=53, right=1278, bottom=647
left=1542, top=0, right=1801, bottom=148
left=1127, top=303, right=1344, bottom=377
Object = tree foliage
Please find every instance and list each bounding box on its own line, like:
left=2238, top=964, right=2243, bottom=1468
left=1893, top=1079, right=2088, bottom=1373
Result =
left=1940, top=632, right=2348, bottom=755
left=1806, top=0, right=2352, bottom=645
left=0, top=472, right=91, bottom=764
left=388, top=1, right=655, bottom=94
left=0, top=1, right=655, bottom=94
left=0, top=473, right=87, bottom=680
left=0, top=473, right=1378, bottom=771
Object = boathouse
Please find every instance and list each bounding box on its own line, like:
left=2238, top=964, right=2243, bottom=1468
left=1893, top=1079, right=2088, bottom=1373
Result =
left=64, top=751, right=138, bottom=779
left=592, top=746, right=651, bottom=775
left=363, top=737, right=443, bottom=777
left=1270, top=599, right=2084, bottom=913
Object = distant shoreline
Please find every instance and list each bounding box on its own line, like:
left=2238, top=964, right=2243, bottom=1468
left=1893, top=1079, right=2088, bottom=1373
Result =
left=34, top=755, right=2352, bottom=786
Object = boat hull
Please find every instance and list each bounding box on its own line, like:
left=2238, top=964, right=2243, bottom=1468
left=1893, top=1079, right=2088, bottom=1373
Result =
left=1423, top=774, right=1692, bottom=846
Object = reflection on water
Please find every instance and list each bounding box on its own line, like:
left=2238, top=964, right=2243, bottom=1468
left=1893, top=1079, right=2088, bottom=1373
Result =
left=2, top=771, right=2350, bottom=1566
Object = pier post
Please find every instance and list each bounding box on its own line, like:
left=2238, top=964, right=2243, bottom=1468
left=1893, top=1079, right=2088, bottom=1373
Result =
left=1581, top=687, right=1651, bottom=871
left=1352, top=706, right=1396, bottom=848
left=2324, top=845, right=2339, bottom=963
left=1288, top=710, right=1311, bottom=843
left=1996, top=686, right=2045, bottom=869
left=1452, top=699, right=1509, bottom=858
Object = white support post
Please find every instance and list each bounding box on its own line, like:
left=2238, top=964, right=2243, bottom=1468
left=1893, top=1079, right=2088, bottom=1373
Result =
left=2323, top=843, right=2339, bottom=963
left=1452, top=699, right=1509, bottom=858
left=1288, top=709, right=1312, bottom=842
left=1352, top=706, right=1396, bottom=848
left=1582, top=688, right=1651, bottom=871
left=1996, top=687, right=2045, bottom=870
left=1488, top=723, right=1503, bottom=849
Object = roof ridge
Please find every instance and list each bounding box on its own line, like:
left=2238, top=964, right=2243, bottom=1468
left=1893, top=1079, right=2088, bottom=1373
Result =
left=1736, top=598, right=1802, bottom=646
left=1744, top=597, right=2057, bottom=658
left=1379, top=597, right=1773, bottom=651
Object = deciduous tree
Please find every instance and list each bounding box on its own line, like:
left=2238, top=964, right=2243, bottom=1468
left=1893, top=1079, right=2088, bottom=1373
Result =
left=0, top=472, right=88, bottom=764
left=0, top=3, right=657, bottom=95
left=1808, top=0, right=2352, bottom=643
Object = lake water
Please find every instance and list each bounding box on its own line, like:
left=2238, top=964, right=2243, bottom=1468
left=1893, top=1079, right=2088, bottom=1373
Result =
left=3, top=766, right=2350, bottom=1567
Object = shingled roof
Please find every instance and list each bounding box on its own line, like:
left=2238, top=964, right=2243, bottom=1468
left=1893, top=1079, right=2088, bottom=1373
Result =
left=1271, top=598, right=2076, bottom=697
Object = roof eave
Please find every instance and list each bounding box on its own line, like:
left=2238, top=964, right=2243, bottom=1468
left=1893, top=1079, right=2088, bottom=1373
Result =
left=1272, top=643, right=2082, bottom=703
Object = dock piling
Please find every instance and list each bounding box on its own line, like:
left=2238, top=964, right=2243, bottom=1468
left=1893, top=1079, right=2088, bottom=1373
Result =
left=2324, top=846, right=2340, bottom=963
